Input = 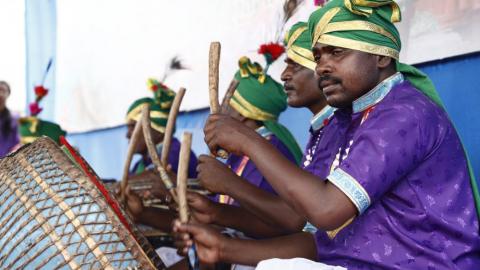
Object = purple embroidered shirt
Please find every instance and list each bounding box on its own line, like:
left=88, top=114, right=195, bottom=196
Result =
left=314, top=73, right=480, bottom=269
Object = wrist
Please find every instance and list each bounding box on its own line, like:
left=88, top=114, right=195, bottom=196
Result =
left=212, top=203, right=224, bottom=224
left=218, top=234, right=232, bottom=263
left=241, top=131, right=264, bottom=156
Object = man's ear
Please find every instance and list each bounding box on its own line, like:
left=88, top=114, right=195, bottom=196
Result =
left=377, top=55, right=393, bottom=69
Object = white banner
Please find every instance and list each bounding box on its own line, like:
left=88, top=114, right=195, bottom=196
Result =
left=56, top=0, right=480, bottom=132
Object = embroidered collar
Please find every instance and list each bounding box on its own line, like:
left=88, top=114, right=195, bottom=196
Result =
left=311, top=105, right=336, bottom=131
left=352, top=72, right=404, bottom=113
left=256, top=126, right=273, bottom=138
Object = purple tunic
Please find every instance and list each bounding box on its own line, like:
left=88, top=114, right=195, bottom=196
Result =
left=301, top=105, right=336, bottom=175
left=313, top=73, right=480, bottom=269
left=218, top=126, right=297, bottom=205
left=131, top=137, right=198, bottom=178
left=0, top=114, right=19, bottom=158
left=301, top=106, right=338, bottom=234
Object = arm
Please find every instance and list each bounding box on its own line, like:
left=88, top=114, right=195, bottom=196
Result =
left=173, top=220, right=317, bottom=266
left=137, top=207, right=176, bottom=232
left=188, top=192, right=291, bottom=238
left=197, top=155, right=305, bottom=232
left=123, top=186, right=176, bottom=232
left=204, top=114, right=356, bottom=230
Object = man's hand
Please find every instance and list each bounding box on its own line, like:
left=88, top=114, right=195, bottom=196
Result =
left=204, top=114, right=260, bottom=156
left=121, top=187, right=144, bottom=221
left=187, top=192, right=221, bottom=224
left=172, top=219, right=227, bottom=265
left=196, top=155, right=239, bottom=194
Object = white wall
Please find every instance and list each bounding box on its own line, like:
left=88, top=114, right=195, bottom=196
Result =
left=0, top=0, right=26, bottom=114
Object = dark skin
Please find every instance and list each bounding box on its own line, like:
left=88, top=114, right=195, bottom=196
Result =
left=173, top=219, right=316, bottom=266
left=194, top=61, right=329, bottom=235
left=123, top=119, right=177, bottom=231
left=126, top=119, right=165, bottom=157
left=172, top=58, right=338, bottom=266
left=193, top=106, right=299, bottom=237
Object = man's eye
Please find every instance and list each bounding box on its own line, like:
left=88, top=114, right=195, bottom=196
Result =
left=332, top=49, right=343, bottom=56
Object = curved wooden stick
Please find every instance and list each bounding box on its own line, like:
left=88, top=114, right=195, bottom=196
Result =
left=120, top=115, right=144, bottom=203
left=141, top=105, right=179, bottom=204
left=208, top=42, right=228, bottom=159
left=161, top=87, right=186, bottom=166
left=220, top=79, right=239, bottom=113
left=177, top=132, right=192, bottom=222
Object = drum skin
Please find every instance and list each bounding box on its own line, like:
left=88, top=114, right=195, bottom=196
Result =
left=0, top=137, right=165, bottom=269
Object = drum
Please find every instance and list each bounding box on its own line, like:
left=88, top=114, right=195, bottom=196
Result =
left=0, top=137, right=165, bottom=269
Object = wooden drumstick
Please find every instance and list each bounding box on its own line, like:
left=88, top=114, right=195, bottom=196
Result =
left=161, top=87, right=186, bottom=167
left=120, top=113, right=143, bottom=203
left=208, top=42, right=229, bottom=159
left=220, top=79, right=239, bottom=113
left=141, top=105, right=179, bottom=204
left=177, top=132, right=192, bottom=222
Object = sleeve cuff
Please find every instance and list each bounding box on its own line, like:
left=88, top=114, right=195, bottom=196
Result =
left=328, top=168, right=371, bottom=214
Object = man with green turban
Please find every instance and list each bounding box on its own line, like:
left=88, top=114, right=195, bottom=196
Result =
left=179, top=1, right=480, bottom=269
left=125, top=78, right=197, bottom=178
left=123, top=79, right=199, bottom=233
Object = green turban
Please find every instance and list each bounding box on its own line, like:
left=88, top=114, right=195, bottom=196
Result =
left=284, top=22, right=316, bottom=71
left=230, top=57, right=303, bottom=164
left=126, top=79, right=176, bottom=133
left=19, top=117, right=66, bottom=144
left=307, top=0, right=443, bottom=108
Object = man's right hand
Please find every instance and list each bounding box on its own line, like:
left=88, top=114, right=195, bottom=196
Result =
left=122, top=187, right=144, bottom=221
left=172, top=219, right=227, bottom=265
left=187, top=192, right=221, bottom=225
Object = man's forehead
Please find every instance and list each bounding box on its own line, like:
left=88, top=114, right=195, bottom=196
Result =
left=312, top=43, right=342, bottom=52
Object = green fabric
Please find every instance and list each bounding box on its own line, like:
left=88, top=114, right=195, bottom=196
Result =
left=263, top=121, right=303, bottom=164
left=19, top=117, right=66, bottom=144
left=307, top=0, right=401, bottom=51
left=126, top=97, right=169, bottom=131
left=285, top=22, right=312, bottom=51
left=396, top=62, right=444, bottom=108
left=147, top=78, right=176, bottom=108
left=135, top=160, right=146, bottom=175
left=307, top=0, right=479, bottom=219
left=233, top=57, right=287, bottom=118
left=231, top=57, right=303, bottom=164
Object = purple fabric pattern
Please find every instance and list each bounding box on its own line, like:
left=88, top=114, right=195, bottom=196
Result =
left=313, top=74, right=480, bottom=269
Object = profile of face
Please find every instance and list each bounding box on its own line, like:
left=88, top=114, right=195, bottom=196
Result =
left=126, top=119, right=164, bottom=155
left=312, top=43, right=387, bottom=108
left=0, top=82, right=11, bottom=110
left=281, top=57, right=325, bottom=109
